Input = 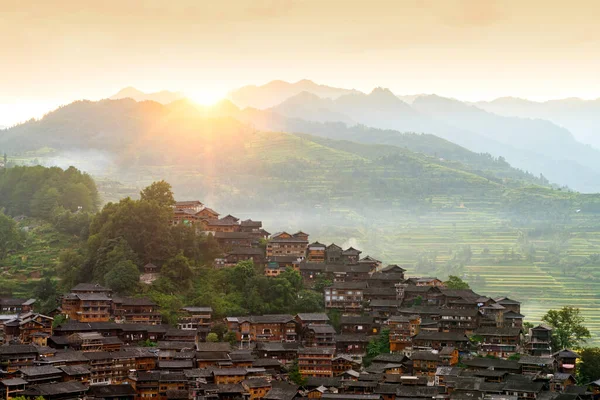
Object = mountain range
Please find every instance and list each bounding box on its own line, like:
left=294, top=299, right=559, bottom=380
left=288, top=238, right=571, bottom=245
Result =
left=3, top=80, right=600, bottom=197
left=1, top=97, right=574, bottom=214
left=110, top=86, right=185, bottom=104
left=475, top=97, right=600, bottom=148
left=223, top=81, right=600, bottom=193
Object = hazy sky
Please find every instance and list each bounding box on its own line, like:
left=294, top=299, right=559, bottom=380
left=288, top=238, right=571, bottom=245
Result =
left=1, top=0, right=599, bottom=125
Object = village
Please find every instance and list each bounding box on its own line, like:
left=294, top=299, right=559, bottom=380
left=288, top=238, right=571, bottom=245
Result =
left=0, top=200, right=597, bottom=400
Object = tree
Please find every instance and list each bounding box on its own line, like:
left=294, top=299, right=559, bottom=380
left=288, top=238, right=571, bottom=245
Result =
left=206, top=332, right=219, bottom=342
left=211, top=322, right=228, bottom=341
left=104, top=260, right=140, bottom=295
left=444, top=275, right=470, bottom=289
left=224, top=331, right=238, bottom=347
left=56, top=250, right=85, bottom=291
left=288, top=359, right=307, bottom=386
left=0, top=211, right=21, bottom=260
left=364, top=328, right=390, bottom=366
left=52, top=314, right=67, bottom=328
left=161, top=251, right=194, bottom=291
left=314, top=275, right=333, bottom=292
left=34, top=277, right=58, bottom=314
left=140, top=180, right=176, bottom=207
left=542, top=306, right=591, bottom=350
left=578, top=347, right=600, bottom=384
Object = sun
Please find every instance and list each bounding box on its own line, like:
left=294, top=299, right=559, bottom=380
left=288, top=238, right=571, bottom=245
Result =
left=187, top=90, right=225, bottom=106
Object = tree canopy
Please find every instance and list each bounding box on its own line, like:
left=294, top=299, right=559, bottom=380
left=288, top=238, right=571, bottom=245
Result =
left=542, top=306, right=591, bottom=350
left=0, top=211, right=21, bottom=260
left=444, top=275, right=470, bottom=289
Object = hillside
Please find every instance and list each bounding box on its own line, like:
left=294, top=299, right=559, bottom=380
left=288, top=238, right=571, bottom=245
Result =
left=4, top=99, right=600, bottom=341
left=236, top=81, right=600, bottom=193
left=0, top=98, right=561, bottom=212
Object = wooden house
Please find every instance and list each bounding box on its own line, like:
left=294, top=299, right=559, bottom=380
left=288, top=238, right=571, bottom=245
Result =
left=298, top=347, right=335, bottom=378
left=325, top=244, right=343, bottom=264
left=20, top=381, right=88, bottom=400
left=206, top=215, right=241, bottom=233
left=307, top=242, right=327, bottom=263
left=0, top=344, right=39, bottom=372
left=112, top=297, right=161, bottom=325
left=526, top=324, right=553, bottom=356
left=242, top=378, right=272, bottom=400
left=233, top=315, right=298, bottom=344
left=178, top=306, right=212, bottom=331
left=324, top=282, right=367, bottom=312
left=387, top=315, right=421, bottom=352
left=295, top=313, right=330, bottom=329
left=475, top=326, right=522, bottom=358
left=335, top=334, right=370, bottom=355
left=411, top=331, right=470, bottom=352
left=224, top=247, right=265, bottom=267
left=214, top=231, right=253, bottom=248
left=0, top=298, right=36, bottom=314
left=341, top=247, right=362, bottom=265
left=301, top=324, right=336, bottom=348
left=267, top=232, right=309, bottom=258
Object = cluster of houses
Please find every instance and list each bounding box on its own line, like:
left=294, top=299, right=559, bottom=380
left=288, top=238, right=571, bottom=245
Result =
left=1, top=201, right=600, bottom=399
left=2, top=281, right=600, bottom=399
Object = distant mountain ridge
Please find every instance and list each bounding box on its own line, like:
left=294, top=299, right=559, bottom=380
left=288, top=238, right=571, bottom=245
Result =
left=110, top=86, right=185, bottom=104
left=227, top=79, right=360, bottom=109
left=475, top=97, right=600, bottom=148
left=240, top=80, right=600, bottom=193
left=0, top=97, right=563, bottom=212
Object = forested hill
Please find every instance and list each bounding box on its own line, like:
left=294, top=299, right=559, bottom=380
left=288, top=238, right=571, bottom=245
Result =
left=0, top=98, right=596, bottom=216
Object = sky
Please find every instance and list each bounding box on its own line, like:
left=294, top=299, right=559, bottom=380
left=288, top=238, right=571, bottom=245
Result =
left=1, top=0, right=599, bottom=126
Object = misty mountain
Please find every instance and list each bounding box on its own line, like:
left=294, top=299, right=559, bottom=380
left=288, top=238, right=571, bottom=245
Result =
left=0, top=98, right=564, bottom=212
left=475, top=97, right=600, bottom=149
left=227, top=79, right=360, bottom=109
left=262, top=84, right=600, bottom=193
left=110, top=86, right=185, bottom=104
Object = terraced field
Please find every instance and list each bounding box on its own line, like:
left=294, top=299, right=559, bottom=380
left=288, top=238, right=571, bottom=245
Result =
left=299, top=207, right=600, bottom=344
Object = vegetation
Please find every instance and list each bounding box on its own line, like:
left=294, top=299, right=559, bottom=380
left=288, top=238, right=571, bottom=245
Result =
left=287, top=360, right=307, bottom=386
left=363, top=328, right=390, bottom=367
left=577, top=347, right=600, bottom=384
left=444, top=275, right=470, bottom=289
left=0, top=210, right=22, bottom=260
left=542, top=306, right=591, bottom=350
left=0, top=165, right=98, bottom=220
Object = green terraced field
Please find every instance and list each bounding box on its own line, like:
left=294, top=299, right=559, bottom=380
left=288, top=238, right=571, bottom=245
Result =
left=301, top=208, right=600, bottom=344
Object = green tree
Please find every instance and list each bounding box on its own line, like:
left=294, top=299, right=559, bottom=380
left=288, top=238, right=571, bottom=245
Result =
left=288, top=359, right=307, bottom=386
left=294, top=290, right=325, bottom=313
left=161, top=251, right=194, bottom=291
left=34, top=277, right=58, bottom=314
left=364, top=328, right=390, bottom=366
left=52, top=314, right=67, bottom=328
left=224, top=331, right=238, bottom=347
left=0, top=211, right=21, bottom=260
left=140, top=180, right=176, bottom=207
left=444, top=275, right=470, bottom=289
left=578, top=347, right=600, bottom=384
left=30, top=186, right=61, bottom=219
left=206, top=333, right=219, bottom=342
left=211, top=322, right=228, bottom=341
left=542, top=306, right=591, bottom=350
left=104, top=260, right=140, bottom=295
left=313, top=275, right=333, bottom=292
left=87, top=237, right=139, bottom=284
left=56, top=250, right=85, bottom=291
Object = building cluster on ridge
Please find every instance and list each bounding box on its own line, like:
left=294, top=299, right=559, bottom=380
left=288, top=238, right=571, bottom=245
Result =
left=0, top=201, right=599, bottom=399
